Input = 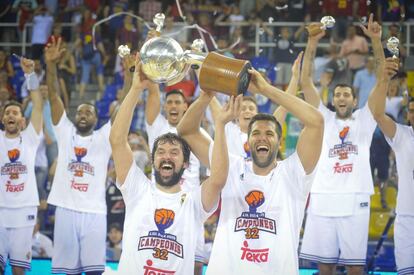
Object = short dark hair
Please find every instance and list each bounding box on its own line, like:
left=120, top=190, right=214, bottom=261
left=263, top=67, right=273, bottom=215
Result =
left=242, top=96, right=257, bottom=107
left=109, top=222, right=122, bottom=232
left=334, top=83, right=356, bottom=98
left=77, top=102, right=98, bottom=117
left=247, top=113, right=282, bottom=138
left=152, top=132, right=191, bottom=164
left=3, top=101, right=23, bottom=117
left=165, top=90, right=186, bottom=102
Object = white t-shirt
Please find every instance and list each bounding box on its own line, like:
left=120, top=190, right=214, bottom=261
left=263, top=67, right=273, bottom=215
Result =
left=0, top=123, right=41, bottom=209
left=206, top=144, right=315, bottom=275
left=225, top=121, right=248, bottom=158
left=146, top=114, right=200, bottom=190
left=309, top=103, right=376, bottom=216
left=385, top=124, right=414, bottom=216
left=116, top=163, right=215, bottom=275
left=385, top=96, right=403, bottom=120
left=47, top=113, right=111, bottom=214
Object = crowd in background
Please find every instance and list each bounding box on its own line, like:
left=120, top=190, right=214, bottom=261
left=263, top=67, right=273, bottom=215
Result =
left=0, top=0, right=413, bottom=263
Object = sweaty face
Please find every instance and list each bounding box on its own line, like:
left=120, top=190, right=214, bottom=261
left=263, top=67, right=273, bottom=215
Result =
left=153, top=141, right=186, bottom=187
left=2, top=105, right=24, bottom=135
left=238, top=100, right=258, bottom=130
left=164, top=94, right=187, bottom=126
left=75, top=104, right=97, bottom=134
left=248, top=120, right=279, bottom=168
left=332, top=87, right=356, bottom=119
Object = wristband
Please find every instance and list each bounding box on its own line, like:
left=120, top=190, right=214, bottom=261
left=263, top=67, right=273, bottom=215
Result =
left=25, top=72, right=40, bottom=91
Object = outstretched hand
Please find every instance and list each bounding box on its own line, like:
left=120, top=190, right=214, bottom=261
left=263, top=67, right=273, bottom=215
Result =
left=359, top=14, right=382, bottom=40
left=248, top=68, right=269, bottom=95
left=306, top=23, right=326, bottom=41
left=130, top=53, right=151, bottom=90
left=291, top=51, right=303, bottom=79
left=20, top=57, right=35, bottom=74
left=216, top=95, right=242, bottom=125
left=44, top=36, right=66, bottom=64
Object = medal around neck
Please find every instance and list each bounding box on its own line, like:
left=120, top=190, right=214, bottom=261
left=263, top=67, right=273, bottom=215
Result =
left=139, top=13, right=252, bottom=96
left=386, top=36, right=400, bottom=58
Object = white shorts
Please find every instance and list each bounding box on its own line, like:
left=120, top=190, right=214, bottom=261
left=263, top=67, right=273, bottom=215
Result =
left=300, top=210, right=369, bottom=266
left=0, top=226, right=34, bottom=270
left=195, top=223, right=206, bottom=263
left=52, top=207, right=106, bottom=274
left=394, top=215, right=414, bottom=275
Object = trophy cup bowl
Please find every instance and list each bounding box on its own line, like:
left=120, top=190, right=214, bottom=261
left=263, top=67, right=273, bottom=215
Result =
left=386, top=36, right=400, bottom=59
left=307, top=16, right=335, bottom=36
left=140, top=13, right=251, bottom=96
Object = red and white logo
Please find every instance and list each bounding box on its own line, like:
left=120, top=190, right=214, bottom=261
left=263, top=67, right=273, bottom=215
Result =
left=333, top=163, right=353, bottom=174
left=143, top=259, right=175, bottom=275
left=240, top=241, right=269, bottom=263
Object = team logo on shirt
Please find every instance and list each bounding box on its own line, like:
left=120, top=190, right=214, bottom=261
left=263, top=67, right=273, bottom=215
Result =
left=240, top=240, right=269, bottom=263
left=143, top=259, right=175, bottom=274
left=333, top=162, right=353, bottom=174
left=328, top=127, right=358, bottom=160
left=243, top=141, right=251, bottom=158
left=67, top=147, right=95, bottom=177
left=234, top=190, right=276, bottom=239
left=138, top=209, right=183, bottom=260
left=1, top=149, right=27, bottom=180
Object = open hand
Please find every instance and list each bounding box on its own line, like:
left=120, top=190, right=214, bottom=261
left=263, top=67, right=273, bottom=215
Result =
left=44, top=36, right=65, bottom=64
left=216, top=95, right=242, bottom=125
left=291, top=51, right=303, bottom=79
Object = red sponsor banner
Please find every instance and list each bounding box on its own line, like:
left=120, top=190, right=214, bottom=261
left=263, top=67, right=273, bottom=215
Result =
left=240, top=241, right=269, bottom=263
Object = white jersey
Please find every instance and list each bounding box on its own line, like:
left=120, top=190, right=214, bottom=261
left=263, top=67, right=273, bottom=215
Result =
left=116, top=163, right=215, bottom=275
left=0, top=123, right=41, bottom=209
left=225, top=121, right=248, bottom=158
left=311, top=103, right=376, bottom=195
left=47, top=113, right=111, bottom=214
left=146, top=114, right=200, bottom=190
left=385, top=124, right=414, bottom=215
left=206, top=145, right=315, bottom=275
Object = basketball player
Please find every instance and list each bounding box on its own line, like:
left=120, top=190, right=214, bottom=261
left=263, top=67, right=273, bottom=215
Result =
left=299, top=15, right=389, bottom=275
left=371, top=61, right=413, bottom=274
left=0, top=57, right=43, bottom=275
left=109, top=54, right=238, bottom=274
left=177, top=66, right=324, bottom=274
left=45, top=37, right=112, bottom=274
left=209, top=52, right=303, bottom=158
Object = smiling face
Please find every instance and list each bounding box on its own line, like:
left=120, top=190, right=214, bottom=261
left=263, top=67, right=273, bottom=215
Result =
left=332, top=86, right=356, bottom=119
left=238, top=98, right=258, bottom=132
left=75, top=104, right=97, bottom=135
left=248, top=120, right=279, bottom=169
left=2, top=104, right=24, bottom=136
left=164, top=93, right=188, bottom=127
left=153, top=139, right=187, bottom=188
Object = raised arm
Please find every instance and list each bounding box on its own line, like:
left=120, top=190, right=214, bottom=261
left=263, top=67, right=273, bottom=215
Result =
left=21, top=57, right=42, bottom=133
left=301, top=23, right=326, bottom=108
left=144, top=82, right=161, bottom=125
left=249, top=69, right=324, bottom=174
left=371, top=58, right=399, bottom=138
left=44, top=37, right=66, bottom=125
left=201, top=96, right=241, bottom=212
left=176, top=91, right=215, bottom=167
left=110, top=55, right=149, bottom=185
left=273, top=52, right=303, bottom=123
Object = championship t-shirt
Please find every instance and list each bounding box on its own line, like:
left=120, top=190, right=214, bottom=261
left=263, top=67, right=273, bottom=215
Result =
left=47, top=113, right=111, bottom=214
left=206, top=143, right=315, bottom=275
left=115, top=163, right=215, bottom=274
left=225, top=121, right=249, bottom=158
left=385, top=124, right=414, bottom=215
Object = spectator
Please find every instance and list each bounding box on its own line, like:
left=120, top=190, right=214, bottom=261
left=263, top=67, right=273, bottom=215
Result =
left=239, top=0, right=256, bottom=18
left=353, top=56, right=376, bottom=109
left=0, top=85, right=11, bottom=123
left=386, top=79, right=406, bottom=122
left=228, top=5, right=245, bottom=36
left=128, top=131, right=151, bottom=174
left=0, top=0, right=16, bottom=52
left=163, top=16, right=188, bottom=48
left=106, top=223, right=123, bottom=261
left=103, top=0, right=129, bottom=39
left=58, top=41, right=76, bottom=109
left=106, top=163, right=126, bottom=234
left=47, top=23, right=64, bottom=45
left=322, top=0, right=356, bottom=41
left=31, top=6, right=54, bottom=60
left=274, top=26, right=296, bottom=88
left=32, top=219, right=53, bottom=257
left=378, top=0, right=406, bottom=23
left=138, top=0, right=162, bottom=22
left=0, top=48, right=15, bottom=78
left=230, top=26, right=249, bottom=59
left=12, top=0, right=38, bottom=36
left=194, top=13, right=216, bottom=51
left=339, top=25, right=369, bottom=75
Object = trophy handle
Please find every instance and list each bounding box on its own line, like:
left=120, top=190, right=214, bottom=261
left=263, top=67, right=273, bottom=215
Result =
left=199, top=52, right=251, bottom=96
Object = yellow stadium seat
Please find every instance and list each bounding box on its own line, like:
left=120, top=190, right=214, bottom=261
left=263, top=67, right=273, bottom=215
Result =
left=371, top=186, right=382, bottom=210
left=385, top=186, right=397, bottom=210
left=369, top=210, right=394, bottom=240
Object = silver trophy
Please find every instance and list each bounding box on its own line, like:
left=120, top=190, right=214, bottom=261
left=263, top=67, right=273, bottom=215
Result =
left=139, top=13, right=252, bottom=96
left=386, top=36, right=400, bottom=58
left=320, top=16, right=335, bottom=30
left=117, top=45, right=130, bottom=58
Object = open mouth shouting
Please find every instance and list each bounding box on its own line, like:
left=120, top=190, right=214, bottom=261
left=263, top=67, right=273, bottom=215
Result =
left=255, top=145, right=270, bottom=156
left=159, top=161, right=175, bottom=177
